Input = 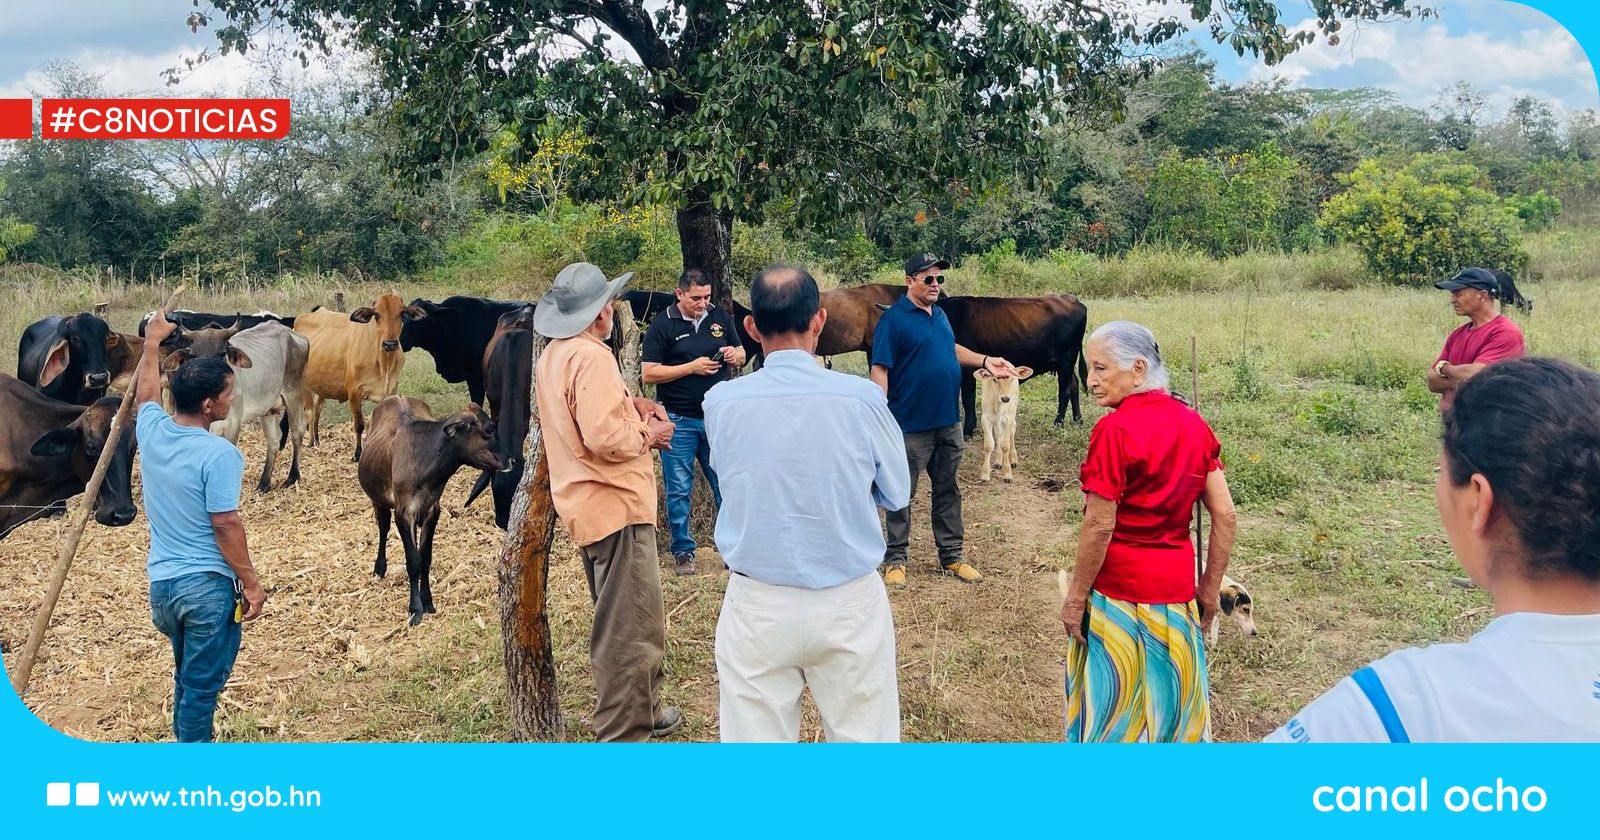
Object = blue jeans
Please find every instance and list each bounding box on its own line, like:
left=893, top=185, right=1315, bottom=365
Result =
left=149, top=571, right=242, bottom=743
left=662, top=413, right=721, bottom=556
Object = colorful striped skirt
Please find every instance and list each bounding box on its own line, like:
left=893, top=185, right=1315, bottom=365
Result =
left=1064, top=590, right=1210, bottom=743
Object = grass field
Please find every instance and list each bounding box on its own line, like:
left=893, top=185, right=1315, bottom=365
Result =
left=1, top=229, right=1596, bottom=742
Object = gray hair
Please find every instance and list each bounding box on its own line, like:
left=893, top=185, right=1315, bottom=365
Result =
left=1088, top=320, right=1170, bottom=393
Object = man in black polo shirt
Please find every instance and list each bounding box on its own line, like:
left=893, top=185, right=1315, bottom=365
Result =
left=642, top=268, right=747, bottom=576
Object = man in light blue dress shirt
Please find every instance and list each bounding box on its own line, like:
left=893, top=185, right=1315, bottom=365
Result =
left=703, top=265, right=912, bottom=742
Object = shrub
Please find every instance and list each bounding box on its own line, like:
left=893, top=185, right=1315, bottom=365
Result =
left=1505, top=190, right=1562, bottom=232
left=1319, top=153, right=1529, bottom=285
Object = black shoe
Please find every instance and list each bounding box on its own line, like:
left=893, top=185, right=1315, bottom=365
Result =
left=673, top=552, right=697, bottom=576
left=652, top=706, right=684, bottom=738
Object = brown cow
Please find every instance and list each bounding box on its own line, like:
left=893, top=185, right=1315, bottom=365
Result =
left=107, top=332, right=144, bottom=393
left=294, top=294, right=421, bottom=460
left=735, top=283, right=907, bottom=367
left=937, top=294, right=1090, bottom=436
left=357, top=396, right=500, bottom=625
left=0, top=373, right=137, bottom=539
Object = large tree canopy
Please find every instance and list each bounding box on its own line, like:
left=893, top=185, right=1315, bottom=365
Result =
left=190, top=0, right=1422, bottom=300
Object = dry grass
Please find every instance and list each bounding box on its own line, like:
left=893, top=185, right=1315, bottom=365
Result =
left=3, top=230, right=1597, bottom=741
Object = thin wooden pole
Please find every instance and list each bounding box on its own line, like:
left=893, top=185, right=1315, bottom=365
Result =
left=1192, top=335, right=1203, bottom=582
left=10, top=286, right=186, bottom=696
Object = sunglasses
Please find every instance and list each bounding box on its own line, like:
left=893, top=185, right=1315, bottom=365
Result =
left=920, top=274, right=946, bottom=286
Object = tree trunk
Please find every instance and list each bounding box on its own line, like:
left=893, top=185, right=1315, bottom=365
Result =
left=612, top=300, right=644, bottom=396
left=676, top=196, right=735, bottom=312
left=498, top=333, right=563, bottom=741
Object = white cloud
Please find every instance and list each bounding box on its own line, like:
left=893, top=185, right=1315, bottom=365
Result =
left=1245, top=13, right=1599, bottom=113
left=0, top=31, right=339, bottom=100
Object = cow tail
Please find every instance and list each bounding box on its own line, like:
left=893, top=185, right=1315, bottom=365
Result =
left=278, top=411, right=289, bottom=452
left=1077, top=345, right=1088, bottom=392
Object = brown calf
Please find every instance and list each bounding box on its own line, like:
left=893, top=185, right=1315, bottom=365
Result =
left=357, top=396, right=500, bottom=625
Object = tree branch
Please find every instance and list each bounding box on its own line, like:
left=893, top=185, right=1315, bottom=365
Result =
left=598, top=0, right=672, bottom=70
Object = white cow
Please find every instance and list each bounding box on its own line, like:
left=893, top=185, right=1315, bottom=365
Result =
left=161, top=321, right=310, bottom=493
left=975, top=366, right=1033, bottom=483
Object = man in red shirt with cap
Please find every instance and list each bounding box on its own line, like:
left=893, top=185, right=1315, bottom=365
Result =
left=1428, top=267, right=1525, bottom=414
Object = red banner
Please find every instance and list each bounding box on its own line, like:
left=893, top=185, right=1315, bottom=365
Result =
left=39, top=99, right=291, bottom=140
left=0, top=99, right=31, bottom=140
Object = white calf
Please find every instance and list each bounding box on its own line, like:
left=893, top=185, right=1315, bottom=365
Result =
left=975, top=366, right=1033, bottom=483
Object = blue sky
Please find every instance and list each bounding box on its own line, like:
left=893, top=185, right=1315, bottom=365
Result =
left=0, top=1, right=1594, bottom=115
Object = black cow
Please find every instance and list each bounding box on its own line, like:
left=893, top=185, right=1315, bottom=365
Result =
left=400, top=296, right=529, bottom=406
left=621, top=290, right=678, bottom=324
left=464, top=305, right=535, bottom=529
left=1, top=373, right=138, bottom=539
left=137, top=309, right=294, bottom=336
left=935, top=294, right=1090, bottom=437
left=1489, top=269, right=1534, bottom=313
left=17, top=313, right=120, bottom=405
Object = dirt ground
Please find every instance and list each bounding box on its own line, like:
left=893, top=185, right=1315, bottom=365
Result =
left=0, top=411, right=1130, bottom=743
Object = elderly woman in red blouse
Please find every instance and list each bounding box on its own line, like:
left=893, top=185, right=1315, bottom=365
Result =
left=1061, top=320, right=1238, bottom=742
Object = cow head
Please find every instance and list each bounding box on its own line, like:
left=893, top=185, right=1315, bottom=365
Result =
left=352, top=293, right=420, bottom=353
left=974, top=366, right=1034, bottom=404
left=442, top=403, right=502, bottom=473
left=159, top=322, right=253, bottom=374
left=398, top=298, right=455, bottom=352
left=38, top=314, right=118, bottom=396
left=29, top=397, right=138, bottom=527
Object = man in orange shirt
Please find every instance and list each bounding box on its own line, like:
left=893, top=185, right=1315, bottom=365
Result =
left=533, top=262, right=682, bottom=741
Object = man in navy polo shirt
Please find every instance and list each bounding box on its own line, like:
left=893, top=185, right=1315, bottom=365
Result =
left=642, top=268, right=747, bottom=576
left=871, top=253, right=1017, bottom=586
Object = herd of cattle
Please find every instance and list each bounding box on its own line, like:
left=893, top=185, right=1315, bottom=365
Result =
left=1, top=283, right=1089, bottom=624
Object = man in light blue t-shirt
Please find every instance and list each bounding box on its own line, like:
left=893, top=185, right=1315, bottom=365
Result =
left=134, top=311, right=266, bottom=742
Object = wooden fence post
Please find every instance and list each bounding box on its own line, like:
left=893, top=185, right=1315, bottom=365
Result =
left=498, top=333, right=563, bottom=741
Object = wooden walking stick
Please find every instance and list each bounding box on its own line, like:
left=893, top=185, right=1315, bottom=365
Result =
left=9, top=286, right=185, bottom=696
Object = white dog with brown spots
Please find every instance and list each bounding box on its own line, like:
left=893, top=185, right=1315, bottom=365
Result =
left=975, top=365, right=1034, bottom=483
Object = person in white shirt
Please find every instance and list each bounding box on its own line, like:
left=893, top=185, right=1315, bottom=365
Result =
left=1268, top=357, right=1600, bottom=742
left=703, top=265, right=912, bottom=742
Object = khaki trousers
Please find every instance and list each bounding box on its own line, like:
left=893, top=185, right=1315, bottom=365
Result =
left=578, top=523, right=667, bottom=742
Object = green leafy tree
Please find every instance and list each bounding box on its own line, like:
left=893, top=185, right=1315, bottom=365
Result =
left=1319, top=153, right=1529, bottom=284
left=190, top=0, right=1417, bottom=305
left=0, top=177, right=38, bottom=264
left=0, top=63, right=165, bottom=270
left=1146, top=143, right=1310, bottom=256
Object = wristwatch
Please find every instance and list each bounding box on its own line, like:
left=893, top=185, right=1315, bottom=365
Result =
left=1434, top=360, right=1449, bottom=375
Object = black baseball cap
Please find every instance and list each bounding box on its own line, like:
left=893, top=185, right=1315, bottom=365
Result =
left=1435, top=267, right=1500, bottom=294
left=904, top=253, right=951, bottom=276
